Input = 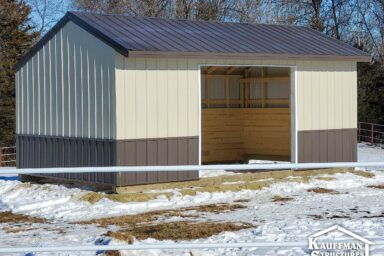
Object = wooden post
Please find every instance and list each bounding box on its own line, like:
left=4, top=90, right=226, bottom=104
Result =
left=0, top=147, right=2, bottom=167
left=240, top=81, right=244, bottom=108
left=244, top=67, right=251, bottom=108
left=225, top=77, right=229, bottom=108
left=261, top=67, right=268, bottom=108
left=205, top=76, right=210, bottom=108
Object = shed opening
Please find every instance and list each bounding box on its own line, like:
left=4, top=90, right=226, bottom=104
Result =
left=201, top=66, right=291, bottom=163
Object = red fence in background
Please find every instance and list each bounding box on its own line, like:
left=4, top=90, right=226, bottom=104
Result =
left=358, top=122, right=384, bottom=146
left=0, top=146, right=16, bottom=167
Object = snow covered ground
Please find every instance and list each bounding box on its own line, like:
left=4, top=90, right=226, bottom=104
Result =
left=358, top=143, right=384, bottom=162
left=0, top=143, right=383, bottom=255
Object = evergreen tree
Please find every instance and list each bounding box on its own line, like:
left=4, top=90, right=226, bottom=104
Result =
left=358, top=61, right=384, bottom=124
left=0, top=0, right=38, bottom=146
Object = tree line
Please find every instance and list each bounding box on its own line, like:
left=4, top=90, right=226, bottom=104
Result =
left=0, top=0, right=383, bottom=146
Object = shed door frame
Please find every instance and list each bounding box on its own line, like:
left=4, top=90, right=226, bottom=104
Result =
left=197, top=64, right=298, bottom=164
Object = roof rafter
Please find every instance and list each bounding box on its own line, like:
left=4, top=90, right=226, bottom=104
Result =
left=205, top=66, right=219, bottom=74
left=225, top=66, right=237, bottom=75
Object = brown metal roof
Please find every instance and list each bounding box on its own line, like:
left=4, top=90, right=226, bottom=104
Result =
left=16, top=12, right=371, bottom=70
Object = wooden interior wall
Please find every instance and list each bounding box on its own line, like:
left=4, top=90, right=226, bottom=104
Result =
left=243, top=108, right=291, bottom=159
left=202, top=109, right=244, bottom=162
left=202, top=108, right=290, bottom=163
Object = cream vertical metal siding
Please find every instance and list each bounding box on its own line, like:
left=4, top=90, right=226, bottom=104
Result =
left=16, top=21, right=116, bottom=139
left=115, top=57, right=201, bottom=139
left=115, top=58, right=357, bottom=140
left=296, top=60, right=357, bottom=131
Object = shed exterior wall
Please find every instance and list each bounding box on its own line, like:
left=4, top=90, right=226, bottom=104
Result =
left=115, top=57, right=357, bottom=135
left=15, top=21, right=118, bottom=186
left=16, top=21, right=116, bottom=140
left=15, top=19, right=359, bottom=185
left=297, top=61, right=357, bottom=131
left=115, top=57, right=357, bottom=163
left=115, top=55, right=199, bottom=140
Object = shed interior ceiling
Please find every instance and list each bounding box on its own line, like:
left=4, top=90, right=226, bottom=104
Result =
left=201, top=66, right=291, bottom=163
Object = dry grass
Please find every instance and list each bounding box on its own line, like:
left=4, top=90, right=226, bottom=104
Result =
left=3, top=227, right=66, bottom=234
left=105, top=251, right=121, bottom=256
left=351, top=170, right=375, bottom=178
left=179, top=181, right=268, bottom=196
left=117, top=169, right=351, bottom=194
left=0, top=211, right=45, bottom=224
left=80, top=191, right=174, bottom=204
left=80, top=174, right=274, bottom=204
left=367, top=184, right=384, bottom=189
left=80, top=192, right=104, bottom=204
left=0, top=212, right=58, bottom=235
left=233, top=199, right=250, bottom=203
left=76, top=202, right=252, bottom=243
left=328, top=214, right=350, bottom=219
left=195, top=203, right=246, bottom=213
left=307, top=187, right=340, bottom=194
left=80, top=168, right=356, bottom=204
left=272, top=196, right=294, bottom=202
left=106, top=221, right=254, bottom=243
left=308, top=214, right=323, bottom=220
left=75, top=203, right=246, bottom=227
left=316, top=176, right=335, bottom=181
left=3, top=227, right=35, bottom=233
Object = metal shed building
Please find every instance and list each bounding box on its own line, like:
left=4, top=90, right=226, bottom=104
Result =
left=15, top=12, right=371, bottom=188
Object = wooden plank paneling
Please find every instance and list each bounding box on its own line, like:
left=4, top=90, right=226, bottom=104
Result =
left=202, top=108, right=290, bottom=163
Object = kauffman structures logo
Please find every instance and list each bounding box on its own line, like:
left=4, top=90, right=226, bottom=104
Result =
left=308, top=225, right=374, bottom=256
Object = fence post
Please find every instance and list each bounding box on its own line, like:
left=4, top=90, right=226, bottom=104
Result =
left=0, top=147, right=2, bottom=167
left=371, top=123, right=374, bottom=144
left=358, top=122, right=361, bottom=142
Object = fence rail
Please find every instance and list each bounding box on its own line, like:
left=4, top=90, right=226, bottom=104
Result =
left=1, top=161, right=384, bottom=175
left=1, top=240, right=384, bottom=253
left=0, top=146, right=16, bottom=167
left=358, top=122, right=384, bottom=146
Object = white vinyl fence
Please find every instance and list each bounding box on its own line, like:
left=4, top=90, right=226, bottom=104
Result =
left=2, top=161, right=384, bottom=175
left=1, top=161, right=384, bottom=253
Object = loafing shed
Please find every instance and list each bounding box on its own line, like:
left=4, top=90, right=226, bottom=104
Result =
left=15, top=12, right=371, bottom=188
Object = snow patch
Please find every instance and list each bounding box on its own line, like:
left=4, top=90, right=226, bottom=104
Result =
left=0, top=143, right=384, bottom=255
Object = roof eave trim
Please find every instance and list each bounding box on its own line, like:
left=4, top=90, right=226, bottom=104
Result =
left=14, top=12, right=129, bottom=71
left=127, top=50, right=372, bottom=62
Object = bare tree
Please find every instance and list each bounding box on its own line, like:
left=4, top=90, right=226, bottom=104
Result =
left=354, top=0, right=384, bottom=60
left=175, top=0, right=194, bottom=19
left=28, top=0, right=68, bottom=34
left=194, top=0, right=228, bottom=21
left=134, top=0, right=170, bottom=17
left=228, top=0, right=263, bottom=23
left=307, top=0, right=325, bottom=31
left=68, top=0, right=383, bottom=59
left=72, top=0, right=171, bottom=17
